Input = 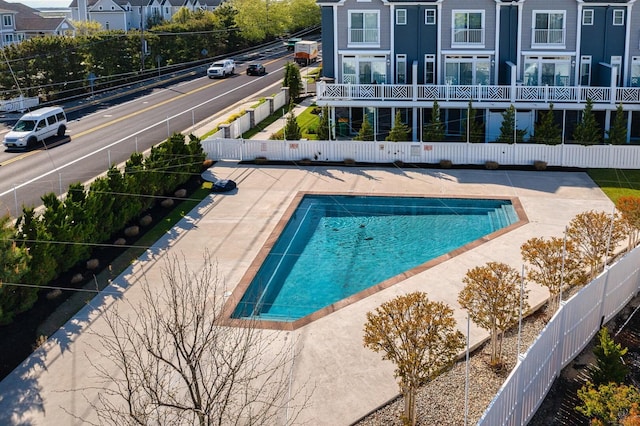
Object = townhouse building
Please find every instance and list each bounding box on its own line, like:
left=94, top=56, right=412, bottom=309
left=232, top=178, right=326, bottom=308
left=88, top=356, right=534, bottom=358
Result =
left=69, top=0, right=221, bottom=32
left=316, top=0, right=640, bottom=143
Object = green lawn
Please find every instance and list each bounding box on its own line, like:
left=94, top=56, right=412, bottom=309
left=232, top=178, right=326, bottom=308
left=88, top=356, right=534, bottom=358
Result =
left=587, top=169, right=640, bottom=203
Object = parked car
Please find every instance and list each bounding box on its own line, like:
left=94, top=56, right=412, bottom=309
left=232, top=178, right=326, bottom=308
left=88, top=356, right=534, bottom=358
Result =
left=207, top=59, right=235, bottom=78
left=246, top=63, right=266, bottom=76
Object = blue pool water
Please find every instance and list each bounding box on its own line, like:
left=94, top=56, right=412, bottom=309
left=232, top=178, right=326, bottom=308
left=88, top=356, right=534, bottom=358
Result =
left=232, top=195, right=518, bottom=322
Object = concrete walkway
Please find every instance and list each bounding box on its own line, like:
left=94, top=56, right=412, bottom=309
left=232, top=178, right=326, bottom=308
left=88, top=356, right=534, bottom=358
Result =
left=0, top=162, right=613, bottom=425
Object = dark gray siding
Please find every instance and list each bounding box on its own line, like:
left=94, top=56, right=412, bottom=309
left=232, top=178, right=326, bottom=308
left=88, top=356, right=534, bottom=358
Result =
left=498, top=5, right=518, bottom=85
left=581, top=6, right=627, bottom=86
left=393, top=5, right=437, bottom=83
left=321, top=6, right=335, bottom=79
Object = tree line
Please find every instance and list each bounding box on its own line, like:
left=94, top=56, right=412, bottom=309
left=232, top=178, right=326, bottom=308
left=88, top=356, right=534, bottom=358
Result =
left=0, top=2, right=320, bottom=102
left=364, top=201, right=640, bottom=425
left=0, top=134, right=205, bottom=325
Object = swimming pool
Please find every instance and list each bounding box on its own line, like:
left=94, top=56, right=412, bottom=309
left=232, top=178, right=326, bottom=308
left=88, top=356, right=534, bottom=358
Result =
left=231, top=194, right=521, bottom=324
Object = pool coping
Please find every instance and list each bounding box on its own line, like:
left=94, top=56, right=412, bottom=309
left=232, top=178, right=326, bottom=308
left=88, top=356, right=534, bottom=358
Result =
left=222, top=192, right=528, bottom=331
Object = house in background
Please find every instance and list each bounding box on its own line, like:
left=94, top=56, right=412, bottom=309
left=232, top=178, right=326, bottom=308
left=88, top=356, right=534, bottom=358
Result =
left=0, top=0, right=74, bottom=46
left=316, top=0, right=640, bottom=143
left=68, top=0, right=221, bottom=32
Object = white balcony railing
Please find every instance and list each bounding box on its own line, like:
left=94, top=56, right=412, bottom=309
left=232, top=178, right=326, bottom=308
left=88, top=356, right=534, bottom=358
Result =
left=348, top=28, right=379, bottom=44
left=452, top=28, right=484, bottom=45
left=316, top=82, right=640, bottom=105
left=532, top=28, right=565, bottom=45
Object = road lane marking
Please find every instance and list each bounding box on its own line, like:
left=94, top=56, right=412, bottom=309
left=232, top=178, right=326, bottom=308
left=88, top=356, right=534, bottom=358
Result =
left=0, top=63, right=287, bottom=196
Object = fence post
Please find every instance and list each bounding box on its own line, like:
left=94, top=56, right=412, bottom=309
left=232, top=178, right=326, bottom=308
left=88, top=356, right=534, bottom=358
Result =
left=598, top=266, right=612, bottom=328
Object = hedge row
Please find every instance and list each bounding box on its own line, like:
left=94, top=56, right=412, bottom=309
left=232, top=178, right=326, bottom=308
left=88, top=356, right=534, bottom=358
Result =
left=1, top=133, right=205, bottom=325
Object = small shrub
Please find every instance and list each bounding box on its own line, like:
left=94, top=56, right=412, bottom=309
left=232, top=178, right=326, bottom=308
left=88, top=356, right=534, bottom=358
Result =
left=254, top=156, right=268, bottom=165
left=344, top=158, right=356, bottom=165
left=393, top=160, right=405, bottom=167
left=485, top=161, right=499, bottom=170
left=440, top=159, right=452, bottom=169
left=299, top=158, right=312, bottom=165
left=534, top=160, right=548, bottom=171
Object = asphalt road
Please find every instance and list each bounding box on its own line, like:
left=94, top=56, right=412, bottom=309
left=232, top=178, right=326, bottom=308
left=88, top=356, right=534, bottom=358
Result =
left=0, top=51, right=295, bottom=217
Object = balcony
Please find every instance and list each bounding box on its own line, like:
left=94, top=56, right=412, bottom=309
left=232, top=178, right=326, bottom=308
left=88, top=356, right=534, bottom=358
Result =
left=316, top=82, right=640, bottom=106
left=452, top=28, right=484, bottom=45
left=532, top=28, right=565, bottom=46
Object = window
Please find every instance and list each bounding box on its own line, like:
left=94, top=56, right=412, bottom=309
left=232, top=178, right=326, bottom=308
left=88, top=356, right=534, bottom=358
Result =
left=582, top=9, right=593, bottom=25
left=613, top=10, right=624, bottom=26
left=533, top=11, right=565, bottom=45
left=396, top=9, right=407, bottom=25
left=396, top=55, right=407, bottom=84
left=523, top=56, right=571, bottom=86
left=343, top=57, right=357, bottom=84
left=425, top=9, right=436, bottom=25
left=612, top=56, right=622, bottom=86
left=631, top=57, right=640, bottom=87
left=3, top=33, right=13, bottom=44
left=445, top=55, right=490, bottom=85
left=452, top=11, right=484, bottom=45
left=349, top=11, right=379, bottom=45
left=342, top=55, right=387, bottom=84
left=3, top=15, right=12, bottom=27
left=580, top=55, right=591, bottom=86
left=424, top=54, right=435, bottom=84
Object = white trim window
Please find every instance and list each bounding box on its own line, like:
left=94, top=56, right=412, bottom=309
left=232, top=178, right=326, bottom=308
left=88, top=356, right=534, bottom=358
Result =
left=452, top=11, right=484, bottom=46
left=445, top=55, right=490, bottom=85
left=425, top=9, right=436, bottom=25
left=613, top=9, right=624, bottom=26
left=631, top=56, right=640, bottom=87
left=348, top=11, right=379, bottom=46
left=532, top=11, right=565, bottom=47
left=524, top=56, right=571, bottom=86
left=396, top=9, right=407, bottom=25
left=343, top=56, right=357, bottom=84
left=582, top=9, right=594, bottom=26
left=396, top=54, right=407, bottom=84
left=612, top=55, right=622, bottom=86
left=341, top=55, right=387, bottom=84
left=2, top=14, right=12, bottom=27
left=580, top=55, right=591, bottom=86
left=424, top=54, right=435, bottom=84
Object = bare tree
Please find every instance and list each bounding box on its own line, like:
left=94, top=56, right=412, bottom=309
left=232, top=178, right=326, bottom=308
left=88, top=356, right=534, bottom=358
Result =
left=458, top=262, right=527, bottom=367
left=566, top=210, right=625, bottom=279
left=521, top=236, right=587, bottom=312
left=84, top=251, right=309, bottom=426
left=363, top=292, right=465, bottom=426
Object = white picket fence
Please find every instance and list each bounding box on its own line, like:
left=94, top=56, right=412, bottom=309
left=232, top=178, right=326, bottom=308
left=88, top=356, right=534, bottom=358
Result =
left=478, top=246, right=640, bottom=425
left=201, top=138, right=640, bottom=169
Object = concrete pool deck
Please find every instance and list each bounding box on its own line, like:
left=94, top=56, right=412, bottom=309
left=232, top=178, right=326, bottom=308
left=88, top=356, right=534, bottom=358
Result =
left=0, top=165, right=613, bottom=425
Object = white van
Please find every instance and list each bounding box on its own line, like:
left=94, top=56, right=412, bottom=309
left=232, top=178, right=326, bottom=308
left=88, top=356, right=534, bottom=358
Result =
left=3, top=106, right=67, bottom=149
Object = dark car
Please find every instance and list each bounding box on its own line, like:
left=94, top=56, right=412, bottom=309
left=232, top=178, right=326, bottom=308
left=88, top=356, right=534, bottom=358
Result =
left=246, top=63, right=266, bottom=76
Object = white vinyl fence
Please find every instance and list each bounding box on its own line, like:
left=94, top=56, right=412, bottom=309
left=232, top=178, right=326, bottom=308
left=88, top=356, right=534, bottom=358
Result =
left=201, top=139, right=640, bottom=169
left=213, top=89, right=288, bottom=139
left=0, top=96, right=39, bottom=112
left=478, top=246, right=640, bottom=425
